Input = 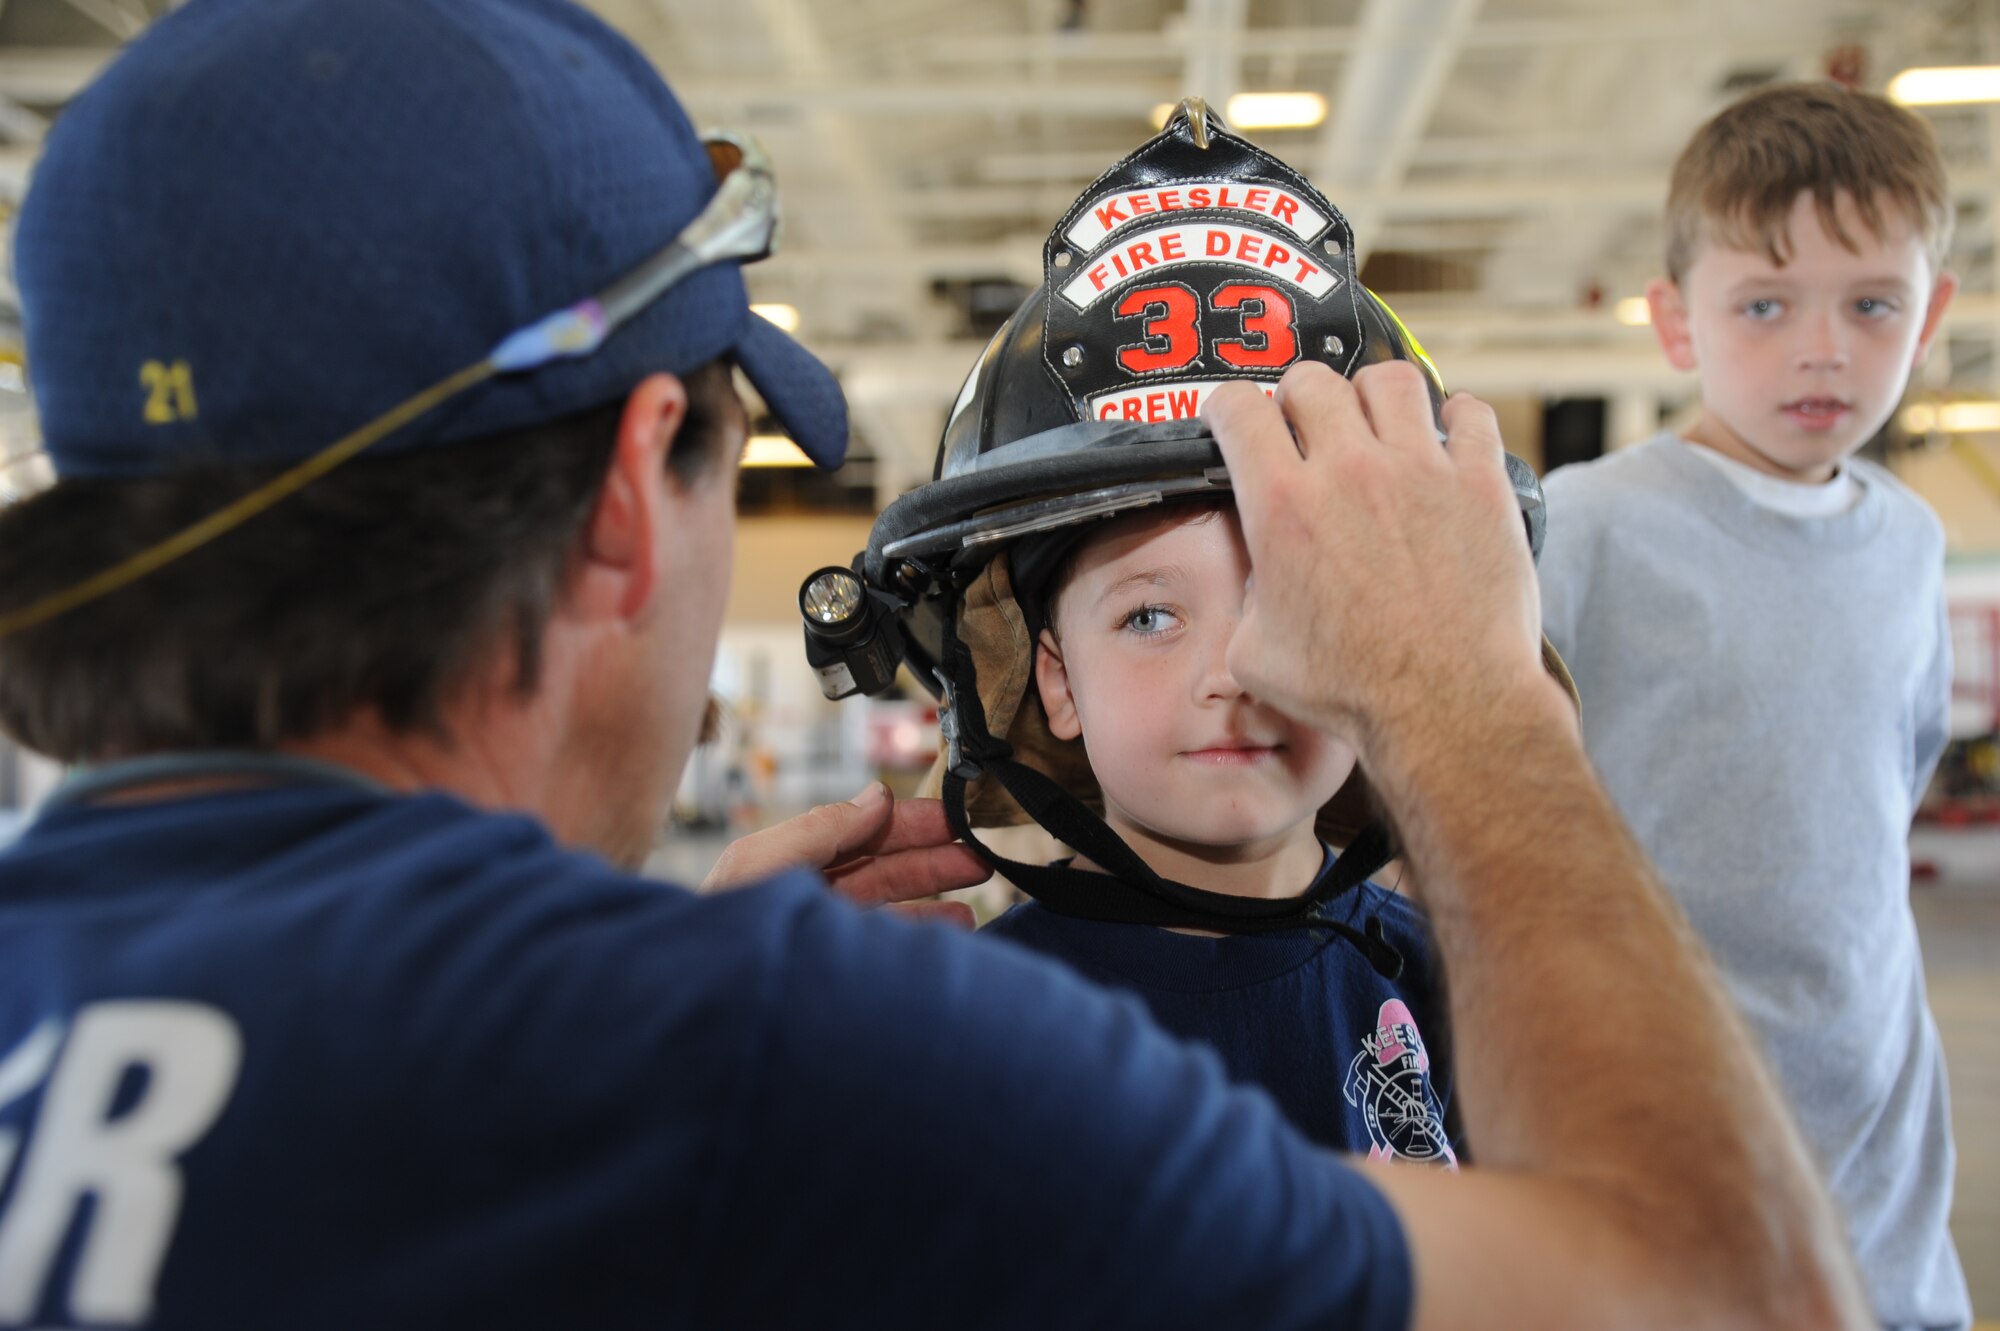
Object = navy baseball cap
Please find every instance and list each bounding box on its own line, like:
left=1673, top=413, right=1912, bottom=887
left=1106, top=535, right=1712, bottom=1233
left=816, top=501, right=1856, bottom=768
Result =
left=14, top=0, right=847, bottom=479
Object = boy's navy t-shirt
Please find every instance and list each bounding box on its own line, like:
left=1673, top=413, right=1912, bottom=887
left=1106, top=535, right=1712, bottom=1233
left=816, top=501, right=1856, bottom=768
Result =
left=0, top=782, right=1411, bottom=1330
left=985, top=864, right=1459, bottom=1164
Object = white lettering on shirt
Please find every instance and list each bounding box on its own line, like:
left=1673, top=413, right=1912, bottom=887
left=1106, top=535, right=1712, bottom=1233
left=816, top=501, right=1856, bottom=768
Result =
left=0, top=1003, right=243, bottom=1325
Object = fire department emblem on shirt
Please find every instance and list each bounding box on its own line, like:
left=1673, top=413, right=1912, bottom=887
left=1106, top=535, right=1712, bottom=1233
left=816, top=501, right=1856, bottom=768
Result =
left=1343, top=999, right=1458, bottom=1167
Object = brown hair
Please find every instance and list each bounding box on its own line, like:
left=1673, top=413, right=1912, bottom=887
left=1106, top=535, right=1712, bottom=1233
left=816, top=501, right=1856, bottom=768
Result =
left=0, top=360, right=737, bottom=762
left=1663, top=83, right=1952, bottom=282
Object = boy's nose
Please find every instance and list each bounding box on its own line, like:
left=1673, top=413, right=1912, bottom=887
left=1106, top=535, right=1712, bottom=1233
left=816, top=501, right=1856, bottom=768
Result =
left=1197, top=626, right=1246, bottom=702
left=1795, top=312, right=1850, bottom=371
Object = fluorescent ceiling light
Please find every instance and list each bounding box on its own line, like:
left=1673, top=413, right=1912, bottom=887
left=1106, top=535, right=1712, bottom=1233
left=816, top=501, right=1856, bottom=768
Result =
left=1227, top=92, right=1327, bottom=130
left=1151, top=93, right=1328, bottom=132
left=741, top=434, right=814, bottom=468
left=1887, top=66, right=2000, bottom=106
left=750, top=303, right=800, bottom=333
left=1614, top=297, right=1651, bottom=327
left=1936, top=402, right=2000, bottom=433
left=1902, top=401, right=2000, bottom=435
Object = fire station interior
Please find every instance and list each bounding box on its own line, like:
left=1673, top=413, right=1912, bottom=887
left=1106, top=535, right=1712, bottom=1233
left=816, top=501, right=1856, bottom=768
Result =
left=0, top=0, right=1994, bottom=1314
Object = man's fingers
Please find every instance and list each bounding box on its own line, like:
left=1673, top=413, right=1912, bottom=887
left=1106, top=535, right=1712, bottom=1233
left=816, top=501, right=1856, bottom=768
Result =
left=827, top=843, right=994, bottom=907
left=788, top=783, right=899, bottom=865
left=700, top=789, right=995, bottom=908
left=855, top=797, right=962, bottom=858
left=885, top=900, right=979, bottom=930
left=1350, top=361, right=1444, bottom=456
left=1203, top=380, right=1299, bottom=537
left=699, top=782, right=895, bottom=890
left=1273, top=360, right=1374, bottom=464
left=1440, top=391, right=1504, bottom=474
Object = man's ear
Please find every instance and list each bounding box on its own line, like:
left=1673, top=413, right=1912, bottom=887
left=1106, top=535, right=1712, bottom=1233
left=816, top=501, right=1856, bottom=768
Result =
left=1035, top=627, right=1082, bottom=741
left=1913, top=269, right=1959, bottom=367
left=577, top=372, right=689, bottom=623
left=1646, top=277, right=1698, bottom=372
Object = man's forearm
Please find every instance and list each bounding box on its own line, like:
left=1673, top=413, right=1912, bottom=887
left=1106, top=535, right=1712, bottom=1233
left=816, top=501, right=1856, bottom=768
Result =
left=1201, top=368, right=1866, bottom=1325
left=1373, top=676, right=1864, bottom=1324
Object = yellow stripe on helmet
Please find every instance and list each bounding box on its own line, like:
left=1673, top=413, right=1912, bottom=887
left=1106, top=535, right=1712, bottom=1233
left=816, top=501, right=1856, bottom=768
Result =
left=1364, top=286, right=1446, bottom=395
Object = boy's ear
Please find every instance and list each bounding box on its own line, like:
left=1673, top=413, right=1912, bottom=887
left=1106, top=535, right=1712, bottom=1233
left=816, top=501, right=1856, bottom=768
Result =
left=1646, top=277, right=1698, bottom=372
left=1913, top=270, right=1959, bottom=367
left=1034, top=628, right=1082, bottom=742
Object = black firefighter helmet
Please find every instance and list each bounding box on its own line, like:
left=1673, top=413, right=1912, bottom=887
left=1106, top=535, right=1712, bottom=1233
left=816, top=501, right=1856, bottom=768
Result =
left=800, top=100, right=1571, bottom=957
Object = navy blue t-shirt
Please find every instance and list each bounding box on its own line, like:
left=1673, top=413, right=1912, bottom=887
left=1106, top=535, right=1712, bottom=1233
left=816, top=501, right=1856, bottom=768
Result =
left=0, top=782, right=1411, bottom=1329
left=984, top=863, right=1460, bottom=1164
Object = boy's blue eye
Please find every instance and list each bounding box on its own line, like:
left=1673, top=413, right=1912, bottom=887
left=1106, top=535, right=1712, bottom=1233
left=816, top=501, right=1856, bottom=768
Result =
left=1123, top=606, right=1179, bottom=635
left=1743, top=298, right=1784, bottom=320
left=1854, top=297, right=1896, bottom=318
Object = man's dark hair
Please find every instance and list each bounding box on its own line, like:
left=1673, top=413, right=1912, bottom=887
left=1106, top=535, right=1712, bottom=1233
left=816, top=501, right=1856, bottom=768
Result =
left=0, top=359, right=737, bottom=762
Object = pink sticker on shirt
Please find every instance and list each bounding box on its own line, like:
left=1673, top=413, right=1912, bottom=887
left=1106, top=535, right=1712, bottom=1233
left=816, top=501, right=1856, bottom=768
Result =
left=1344, top=999, right=1457, bottom=1167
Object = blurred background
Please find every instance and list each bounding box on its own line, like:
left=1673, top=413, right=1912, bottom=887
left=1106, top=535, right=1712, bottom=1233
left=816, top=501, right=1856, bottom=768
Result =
left=0, top=0, right=1993, bottom=1310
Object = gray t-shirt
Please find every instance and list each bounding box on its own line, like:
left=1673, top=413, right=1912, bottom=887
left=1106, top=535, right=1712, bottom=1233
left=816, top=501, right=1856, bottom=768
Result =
left=1539, top=433, right=1969, bottom=1331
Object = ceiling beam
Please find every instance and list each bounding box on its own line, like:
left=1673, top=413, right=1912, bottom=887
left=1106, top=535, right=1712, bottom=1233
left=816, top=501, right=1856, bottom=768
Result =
left=55, top=0, right=145, bottom=40
left=680, top=78, right=1168, bottom=116
left=739, top=0, right=905, bottom=245
left=0, top=97, right=47, bottom=145
left=731, top=0, right=937, bottom=459
left=0, top=143, right=36, bottom=196
left=816, top=159, right=2000, bottom=228
left=1178, top=0, right=1246, bottom=110
left=974, top=131, right=1726, bottom=184
left=919, top=14, right=1850, bottom=65
left=1314, top=0, right=1484, bottom=259
left=0, top=50, right=113, bottom=103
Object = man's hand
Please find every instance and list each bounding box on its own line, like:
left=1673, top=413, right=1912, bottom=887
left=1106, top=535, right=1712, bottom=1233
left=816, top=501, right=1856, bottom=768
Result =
left=702, top=783, right=991, bottom=928
left=1200, top=367, right=1866, bottom=1329
left=1202, top=362, right=1552, bottom=754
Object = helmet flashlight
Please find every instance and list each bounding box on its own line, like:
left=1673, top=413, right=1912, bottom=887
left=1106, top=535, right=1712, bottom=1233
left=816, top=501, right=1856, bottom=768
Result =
left=799, top=565, right=904, bottom=699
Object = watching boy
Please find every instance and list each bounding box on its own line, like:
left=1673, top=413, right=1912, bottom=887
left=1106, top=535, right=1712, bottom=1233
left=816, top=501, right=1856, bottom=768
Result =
left=1537, top=83, right=1969, bottom=1328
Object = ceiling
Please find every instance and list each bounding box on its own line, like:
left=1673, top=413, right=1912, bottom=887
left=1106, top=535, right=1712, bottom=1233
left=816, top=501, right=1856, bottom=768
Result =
left=0, top=0, right=1993, bottom=495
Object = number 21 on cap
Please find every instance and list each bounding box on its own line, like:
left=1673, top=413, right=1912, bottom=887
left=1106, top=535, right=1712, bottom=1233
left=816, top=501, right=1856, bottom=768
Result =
left=139, top=360, right=199, bottom=424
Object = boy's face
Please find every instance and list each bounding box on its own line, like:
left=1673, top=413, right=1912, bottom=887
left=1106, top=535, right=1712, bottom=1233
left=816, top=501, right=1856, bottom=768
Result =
left=1647, top=189, right=1956, bottom=483
left=1034, top=504, right=1357, bottom=854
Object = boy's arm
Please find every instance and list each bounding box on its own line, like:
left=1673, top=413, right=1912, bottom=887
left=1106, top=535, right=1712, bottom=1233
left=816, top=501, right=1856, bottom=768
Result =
left=1206, top=363, right=1868, bottom=1331
left=1531, top=468, right=1592, bottom=667
left=1912, top=593, right=1952, bottom=808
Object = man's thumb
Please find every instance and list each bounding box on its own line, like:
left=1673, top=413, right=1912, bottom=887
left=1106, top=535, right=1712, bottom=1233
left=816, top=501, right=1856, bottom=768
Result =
left=850, top=780, right=891, bottom=814
left=817, top=781, right=892, bottom=860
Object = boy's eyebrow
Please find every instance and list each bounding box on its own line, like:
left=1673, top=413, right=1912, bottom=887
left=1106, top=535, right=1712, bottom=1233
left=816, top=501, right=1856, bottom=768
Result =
left=1725, top=274, right=1793, bottom=294
left=1724, top=272, right=1915, bottom=297
left=1093, top=564, right=1187, bottom=606
left=1848, top=273, right=1917, bottom=293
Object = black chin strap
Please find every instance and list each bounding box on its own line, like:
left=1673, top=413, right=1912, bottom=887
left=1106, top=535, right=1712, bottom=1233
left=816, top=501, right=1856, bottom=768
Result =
left=937, top=613, right=1403, bottom=979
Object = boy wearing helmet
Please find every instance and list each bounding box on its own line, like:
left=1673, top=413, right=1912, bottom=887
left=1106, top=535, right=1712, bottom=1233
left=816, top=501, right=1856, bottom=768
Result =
left=998, top=493, right=1458, bottom=1163
left=808, top=102, right=1568, bottom=1160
